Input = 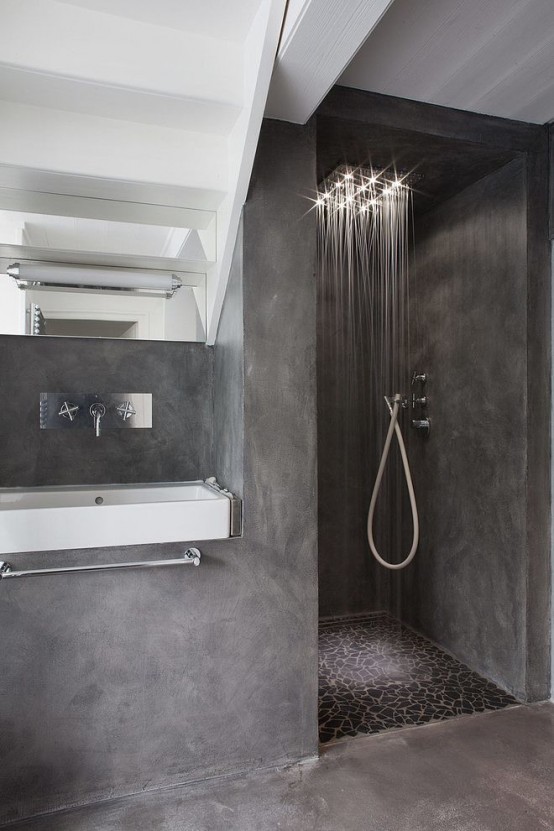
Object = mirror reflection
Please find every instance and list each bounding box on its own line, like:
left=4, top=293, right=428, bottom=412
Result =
left=0, top=207, right=210, bottom=342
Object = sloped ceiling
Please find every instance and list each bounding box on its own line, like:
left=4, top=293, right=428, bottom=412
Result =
left=57, top=0, right=262, bottom=40
left=340, top=0, right=554, bottom=124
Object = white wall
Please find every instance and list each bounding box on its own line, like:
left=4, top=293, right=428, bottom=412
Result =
left=0, top=276, right=25, bottom=333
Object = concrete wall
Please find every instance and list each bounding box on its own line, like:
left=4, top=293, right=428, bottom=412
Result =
left=0, top=336, right=213, bottom=486
left=317, top=256, right=391, bottom=618
left=0, top=119, right=318, bottom=825
left=401, top=160, right=529, bottom=697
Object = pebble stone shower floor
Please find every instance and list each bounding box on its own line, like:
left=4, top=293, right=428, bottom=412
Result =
left=318, top=612, right=518, bottom=744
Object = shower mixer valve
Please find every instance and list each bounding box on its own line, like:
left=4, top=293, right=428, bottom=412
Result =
left=40, top=392, right=152, bottom=435
left=411, top=371, right=430, bottom=436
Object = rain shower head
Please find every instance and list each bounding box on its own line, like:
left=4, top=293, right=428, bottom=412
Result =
left=316, top=164, right=419, bottom=213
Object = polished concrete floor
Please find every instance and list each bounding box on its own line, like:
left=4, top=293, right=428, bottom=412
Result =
left=6, top=703, right=554, bottom=831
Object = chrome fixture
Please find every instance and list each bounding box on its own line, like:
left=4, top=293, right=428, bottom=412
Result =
left=412, top=418, right=431, bottom=436
left=58, top=401, right=79, bottom=421
left=205, top=476, right=243, bottom=537
left=116, top=401, right=136, bottom=421
left=411, top=371, right=430, bottom=436
left=40, top=392, right=152, bottom=433
left=7, top=262, right=182, bottom=297
left=90, top=402, right=106, bottom=438
left=0, top=548, right=202, bottom=580
left=30, top=303, right=45, bottom=335
left=316, top=164, right=421, bottom=213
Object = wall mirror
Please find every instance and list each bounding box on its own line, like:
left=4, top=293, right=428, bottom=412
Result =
left=0, top=170, right=216, bottom=342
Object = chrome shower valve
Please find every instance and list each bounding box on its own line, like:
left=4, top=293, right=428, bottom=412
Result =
left=58, top=401, right=79, bottom=421
left=116, top=401, right=136, bottom=421
left=412, top=418, right=430, bottom=436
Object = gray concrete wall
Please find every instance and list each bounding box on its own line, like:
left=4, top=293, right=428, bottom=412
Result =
left=0, top=336, right=213, bottom=485
left=401, top=160, right=529, bottom=697
left=0, top=119, right=318, bottom=826
left=317, top=262, right=391, bottom=618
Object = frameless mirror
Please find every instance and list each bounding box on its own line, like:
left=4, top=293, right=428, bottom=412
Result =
left=0, top=185, right=216, bottom=342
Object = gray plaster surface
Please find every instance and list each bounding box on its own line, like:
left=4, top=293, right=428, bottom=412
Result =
left=316, top=218, right=391, bottom=618
left=0, top=119, right=319, bottom=825
left=524, top=141, right=552, bottom=701
left=6, top=703, right=554, bottom=831
left=404, top=160, right=530, bottom=699
left=0, top=335, right=214, bottom=485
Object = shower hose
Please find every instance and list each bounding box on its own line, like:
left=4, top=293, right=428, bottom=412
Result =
left=367, top=395, right=419, bottom=570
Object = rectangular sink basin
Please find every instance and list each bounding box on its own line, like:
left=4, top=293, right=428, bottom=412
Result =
left=0, top=481, right=232, bottom=554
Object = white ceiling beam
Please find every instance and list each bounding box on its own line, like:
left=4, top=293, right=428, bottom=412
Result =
left=0, top=100, right=228, bottom=194
left=0, top=164, right=224, bottom=213
left=57, top=0, right=264, bottom=43
left=265, top=0, right=396, bottom=124
left=0, top=0, right=243, bottom=106
left=0, top=65, right=241, bottom=135
left=0, top=188, right=216, bottom=232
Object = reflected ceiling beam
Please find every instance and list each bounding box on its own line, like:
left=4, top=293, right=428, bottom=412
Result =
left=265, top=0, right=396, bottom=124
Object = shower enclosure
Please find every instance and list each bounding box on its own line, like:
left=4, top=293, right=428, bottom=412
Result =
left=315, top=89, right=551, bottom=743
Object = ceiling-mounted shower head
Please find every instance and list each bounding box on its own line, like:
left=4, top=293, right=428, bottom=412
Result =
left=316, top=164, right=419, bottom=214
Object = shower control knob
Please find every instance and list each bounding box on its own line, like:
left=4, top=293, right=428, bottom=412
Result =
left=411, top=372, right=427, bottom=386
left=116, top=401, right=136, bottom=421
left=412, top=395, right=427, bottom=407
left=58, top=401, right=79, bottom=421
left=412, top=418, right=430, bottom=437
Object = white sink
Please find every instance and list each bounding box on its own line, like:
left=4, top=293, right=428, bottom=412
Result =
left=0, top=481, right=232, bottom=554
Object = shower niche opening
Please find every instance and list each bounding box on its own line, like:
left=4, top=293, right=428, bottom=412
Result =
left=316, top=108, right=532, bottom=744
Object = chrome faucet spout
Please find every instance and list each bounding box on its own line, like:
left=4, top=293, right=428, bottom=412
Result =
left=89, top=403, right=106, bottom=437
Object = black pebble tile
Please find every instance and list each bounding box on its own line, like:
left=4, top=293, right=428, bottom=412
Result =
left=318, top=613, right=518, bottom=744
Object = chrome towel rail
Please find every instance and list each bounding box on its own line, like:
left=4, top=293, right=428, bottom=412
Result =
left=0, top=547, right=201, bottom=580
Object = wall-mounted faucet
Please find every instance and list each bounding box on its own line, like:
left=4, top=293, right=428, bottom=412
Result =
left=90, top=403, right=106, bottom=438
left=40, top=393, right=152, bottom=436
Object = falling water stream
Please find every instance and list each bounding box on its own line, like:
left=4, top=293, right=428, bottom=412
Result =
left=317, top=165, right=414, bottom=566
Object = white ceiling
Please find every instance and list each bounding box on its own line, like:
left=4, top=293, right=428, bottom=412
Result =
left=56, top=0, right=263, bottom=41
left=339, top=0, right=554, bottom=124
